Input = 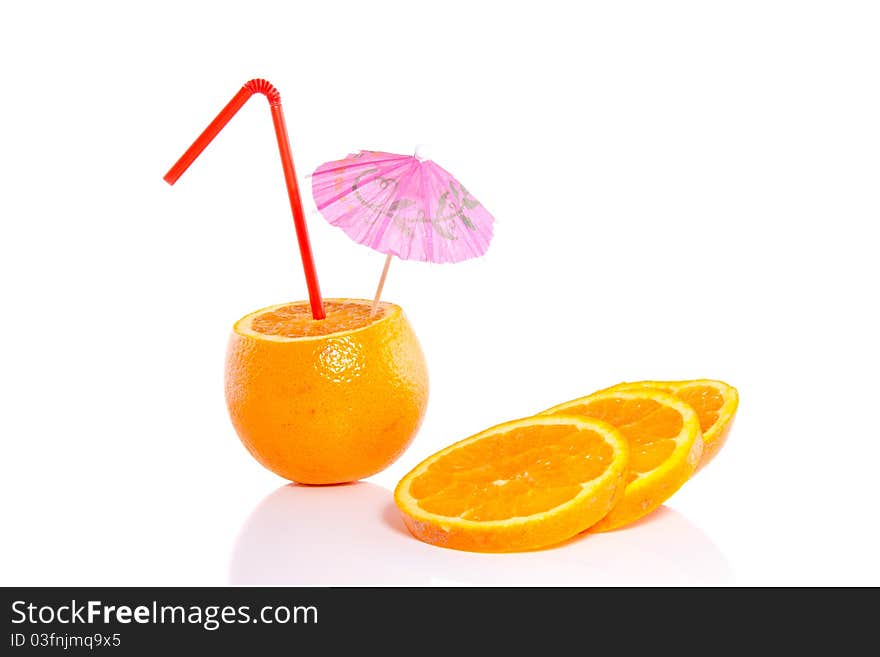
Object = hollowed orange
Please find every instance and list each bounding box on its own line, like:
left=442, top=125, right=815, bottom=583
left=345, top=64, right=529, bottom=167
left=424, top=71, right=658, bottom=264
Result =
left=225, top=299, right=429, bottom=484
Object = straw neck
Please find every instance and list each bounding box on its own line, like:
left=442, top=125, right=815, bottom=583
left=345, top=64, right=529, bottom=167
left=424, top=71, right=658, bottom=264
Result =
left=244, top=78, right=281, bottom=106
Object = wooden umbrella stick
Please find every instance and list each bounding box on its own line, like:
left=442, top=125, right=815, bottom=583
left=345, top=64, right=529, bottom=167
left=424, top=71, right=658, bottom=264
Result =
left=371, top=254, right=393, bottom=317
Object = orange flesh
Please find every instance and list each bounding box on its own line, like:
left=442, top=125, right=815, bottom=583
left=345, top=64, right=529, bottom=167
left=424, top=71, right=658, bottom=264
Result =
left=562, top=399, right=682, bottom=483
left=411, top=425, right=614, bottom=521
left=674, top=385, right=725, bottom=434
left=249, top=301, right=388, bottom=338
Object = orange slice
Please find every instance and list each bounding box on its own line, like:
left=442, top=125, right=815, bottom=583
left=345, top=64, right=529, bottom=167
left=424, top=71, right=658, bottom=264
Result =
left=540, top=389, right=702, bottom=532
left=604, top=379, right=738, bottom=469
left=394, top=415, right=629, bottom=552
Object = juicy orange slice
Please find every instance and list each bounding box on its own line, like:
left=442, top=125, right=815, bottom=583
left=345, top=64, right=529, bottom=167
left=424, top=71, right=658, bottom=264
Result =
left=604, top=379, right=738, bottom=469
left=540, top=389, right=702, bottom=532
left=394, top=415, right=629, bottom=552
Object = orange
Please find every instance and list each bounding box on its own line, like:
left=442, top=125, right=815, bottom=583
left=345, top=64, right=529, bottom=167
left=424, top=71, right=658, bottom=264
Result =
left=540, top=389, right=702, bottom=532
left=394, top=415, right=629, bottom=552
left=603, top=379, right=738, bottom=469
left=225, top=299, right=429, bottom=484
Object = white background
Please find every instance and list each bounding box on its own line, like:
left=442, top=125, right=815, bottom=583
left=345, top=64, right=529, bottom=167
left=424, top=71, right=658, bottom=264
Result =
left=1, top=1, right=878, bottom=586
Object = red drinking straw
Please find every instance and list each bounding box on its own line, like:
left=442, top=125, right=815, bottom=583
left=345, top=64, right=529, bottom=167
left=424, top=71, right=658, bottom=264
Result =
left=164, top=79, right=325, bottom=320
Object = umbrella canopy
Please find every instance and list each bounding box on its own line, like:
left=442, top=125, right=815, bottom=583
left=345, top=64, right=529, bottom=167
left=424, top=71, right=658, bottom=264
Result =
left=311, top=150, right=494, bottom=264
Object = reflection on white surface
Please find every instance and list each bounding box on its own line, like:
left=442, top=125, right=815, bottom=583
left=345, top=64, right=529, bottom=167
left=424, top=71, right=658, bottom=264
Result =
left=229, top=482, right=732, bottom=586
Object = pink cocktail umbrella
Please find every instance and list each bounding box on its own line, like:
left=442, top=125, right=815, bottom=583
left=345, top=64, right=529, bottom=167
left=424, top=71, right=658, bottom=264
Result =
left=311, top=150, right=495, bottom=312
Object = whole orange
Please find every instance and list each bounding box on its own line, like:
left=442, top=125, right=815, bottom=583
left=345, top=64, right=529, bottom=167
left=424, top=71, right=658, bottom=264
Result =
left=225, top=299, right=429, bottom=484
